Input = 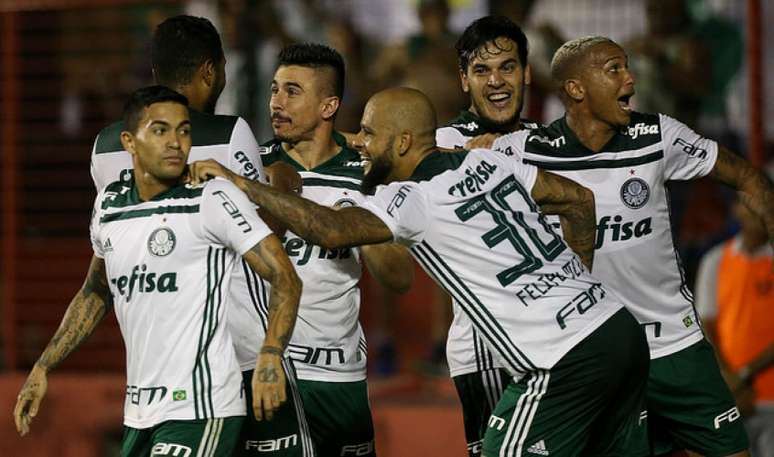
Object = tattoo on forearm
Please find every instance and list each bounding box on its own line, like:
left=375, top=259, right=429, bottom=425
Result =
left=253, top=240, right=300, bottom=352
left=37, top=258, right=112, bottom=371
left=260, top=346, right=283, bottom=356
left=241, top=180, right=390, bottom=249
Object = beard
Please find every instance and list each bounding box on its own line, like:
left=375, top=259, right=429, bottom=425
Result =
left=361, top=154, right=393, bottom=195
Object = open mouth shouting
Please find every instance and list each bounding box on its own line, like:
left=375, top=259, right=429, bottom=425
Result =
left=487, top=91, right=512, bottom=109
left=617, top=92, right=634, bottom=113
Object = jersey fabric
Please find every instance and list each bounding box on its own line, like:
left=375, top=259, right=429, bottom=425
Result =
left=360, top=147, right=625, bottom=377
left=260, top=132, right=368, bottom=382
left=89, top=111, right=271, bottom=371
left=496, top=112, right=719, bottom=359
left=435, top=111, right=538, bottom=378
left=90, top=177, right=272, bottom=428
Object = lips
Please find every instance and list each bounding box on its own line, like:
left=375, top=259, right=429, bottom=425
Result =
left=487, top=92, right=511, bottom=108
left=617, top=93, right=633, bottom=113
left=271, top=113, right=291, bottom=125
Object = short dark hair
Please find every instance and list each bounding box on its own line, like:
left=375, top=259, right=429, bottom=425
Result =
left=277, top=43, right=345, bottom=98
left=151, top=15, right=224, bottom=87
left=123, top=85, right=189, bottom=133
left=455, top=15, right=529, bottom=72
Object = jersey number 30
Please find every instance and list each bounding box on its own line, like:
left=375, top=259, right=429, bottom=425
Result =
left=455, top=176, right=565, bottom=287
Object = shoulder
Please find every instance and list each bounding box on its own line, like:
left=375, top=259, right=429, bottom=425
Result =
left=409, top=150, right=469, bottom=182
left=189, top=111, right=241, bottom=146
left=93, top=120, right=125, bottom=155
left=202, top=176, right=242, bottom=196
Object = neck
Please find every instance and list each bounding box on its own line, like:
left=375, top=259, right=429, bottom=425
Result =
left=134, top=170, right=178, bottom=201
left=282, top=123, right=339, bottom=170
left=565, top=107, right=617, bottom=152
left=173, top=85, right=207, bottom=113
left=394, top=142, right=437, bottom=181
left=740, top=231, right=768, bottom=254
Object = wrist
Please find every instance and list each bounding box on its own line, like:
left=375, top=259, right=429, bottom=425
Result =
left=260, top=346, right=284, bottom=356
left=33, top=361, right=50, bottom=374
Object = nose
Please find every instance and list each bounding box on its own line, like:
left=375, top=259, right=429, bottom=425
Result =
left=623, top=67, right=635, bottom=87
left=487, top=69, right=504, bottom=87
left=351, top=131, right=365, bottom=150
left=269, top=91, right=285, bottom=111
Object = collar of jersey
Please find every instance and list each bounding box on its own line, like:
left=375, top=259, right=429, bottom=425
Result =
left=408, top=149, right=468, bottom=182
left=266, top=131, right=360, bottom=173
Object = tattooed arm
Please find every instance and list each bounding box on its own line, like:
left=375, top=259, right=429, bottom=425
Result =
left=709, top=146, right=774, bottom=253
left=189, top=159, right=394, bottom=249
left=531, top=170, right=597, bottom=271
left=242, top=234, right=302, bottom=421
left=14, top=255, right=113, bottom=436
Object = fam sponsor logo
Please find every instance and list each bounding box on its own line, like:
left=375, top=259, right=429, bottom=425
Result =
left=126, top=385, right=167, bottom=406
left=673, top=137, right=708, bottom=160
left=288, top=344, right=346, bottom=366
left=214, top=189, right=252, bottom=233
left=714, top=407, right=741, bottom=429
left=488, top=415, right=506, bottom=431
left=341, top=440, right=375, bottom=456
left=556, top=283, right=606, bottom=330
left=151, top=442, right=192, bottom=457
left=386, top=185, right=412, bottom=217
left=620, top=178, right=650, bottom=209
left=527, top=134, right=566, bottom=148
left=148, top=227, right=176, bottom=257
left=623, top=122, right=659, bottom=139
left=110, top=264, right=179, bottom=300
left=245, top=434, right=298, bottom=452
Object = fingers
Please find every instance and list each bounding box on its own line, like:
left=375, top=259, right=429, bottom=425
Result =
left=13, top=395, right=32, bottom=436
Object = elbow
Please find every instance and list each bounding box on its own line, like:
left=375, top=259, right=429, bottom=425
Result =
left=578, top=186, right=595, bottom=216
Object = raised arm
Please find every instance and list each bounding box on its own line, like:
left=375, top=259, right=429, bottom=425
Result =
left=190, top=159, right=394, bottom=249
left=709, top=146, right=774, bottom=252
left=531, top=170, right=597, bottom=270
left=14, top=255, right=113, bottom=436
left=242, top=234, right=302, bottom=421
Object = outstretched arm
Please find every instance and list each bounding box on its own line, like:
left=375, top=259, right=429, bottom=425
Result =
left=190, top=160, right=394, bottom=249
left=531, top=170, right=597, bottom=270
left=709, top=146, right=774, bottom=252
left=242, top=234, right=302, bottom=421
left=14, top=255, right=113, bottom=436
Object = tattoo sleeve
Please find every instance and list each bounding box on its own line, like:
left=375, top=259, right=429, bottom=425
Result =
left=36, top=256, right=113, bottom=372
left=235, top=177, right=393, bottom=249
left=710, top=146, right=774, bottom=251
left=531, top=170, right=597, bottom=271
left=243, top=235, right=301, bottom=351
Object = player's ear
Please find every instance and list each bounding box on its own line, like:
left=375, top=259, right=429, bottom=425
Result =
left=524, top=64, right=532, bottom=86
left=565, top=78, right=584, bottom=102
left=460, top=68, right=470, bottom=93
left=120, top=131, right=136, bottom=156
left=320, top=95, right=340, bottom=121
left=397, top=132, right=412, bottom=157
left=201, top=59, right=216, bottom=88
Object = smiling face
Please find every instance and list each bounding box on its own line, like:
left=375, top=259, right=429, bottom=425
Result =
left=352, top=100, right=402, bottom=194
left=461, top=37, right=529, bottom=132
left=125, top=101, right=191, bottom=182
left=578, top=42, right=636, bottom=128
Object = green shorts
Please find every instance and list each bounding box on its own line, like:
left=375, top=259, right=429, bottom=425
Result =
left=453, top=368, right=511, bottom=457
left=121, top=417, right=243, bottom=457
left=482, top=309, right=650, bottom=457
left=235, top=359, right=315, bottom=456
left=297, top=378, right=376, bottom=457
left=647, top=338, right=750, bottom=456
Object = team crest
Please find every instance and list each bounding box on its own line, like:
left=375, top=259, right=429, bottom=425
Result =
left=148, top=227, right=176, bottom=257
left=120, top=168, right=133, bottom=182
left=333, top=197, right=357, bottom=209
left=620, top=178, right=650, bottom=209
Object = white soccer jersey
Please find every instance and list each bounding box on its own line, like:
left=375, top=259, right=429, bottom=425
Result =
left=435, top=111, right=538, bottom=376
left=90, top=177, right=272, bottom=428
left=496, top=113, right=719, bottom=359
left=361, top=147, right=624, bottom=377
left=89, top=112, right=272, bottom=371
left=260, top=136, right=369, bottom=382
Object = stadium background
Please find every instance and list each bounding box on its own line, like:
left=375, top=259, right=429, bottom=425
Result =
left=0, top=0, right=770, bottom=455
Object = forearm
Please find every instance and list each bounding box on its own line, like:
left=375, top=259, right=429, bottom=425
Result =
left=361, top=243, right=414, bottom=293
left=261, top=274, right=301, bottom=353
left=742, top=343, right=774, bottom=381
left=36, top=290, right=110, bottom=372
left=738, top=176, right=774, bottom=248
left=236, top=177, right=348, bottom=249
left=542, top=203, right=596, bottom=271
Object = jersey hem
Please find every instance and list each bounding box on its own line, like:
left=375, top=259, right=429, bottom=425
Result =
left=123, top=409, right=246, bottom=429
left=649, top=330, right=705, bottom=359
left=449, top=362, right=507, bottom=377
left=294, top=370, right=367, bottom=383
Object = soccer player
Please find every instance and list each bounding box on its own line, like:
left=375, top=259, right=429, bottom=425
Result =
left=88, top=16, right=312, bottom=456
left=261, top=43, right=413, bottom=457
left=495, top=36, right=774, bottom=457
left=188, top=87, right=652, bottom=457
left=13, top=86, right=301, bottom=457
left=435, top=16, right=539, bottom=456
